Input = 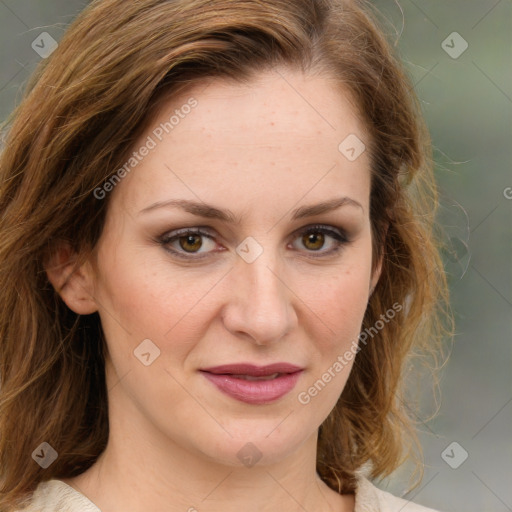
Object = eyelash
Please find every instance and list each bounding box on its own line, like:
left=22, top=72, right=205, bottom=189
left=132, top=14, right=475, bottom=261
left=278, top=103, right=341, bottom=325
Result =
left=158, top=224, right=350, bottom=261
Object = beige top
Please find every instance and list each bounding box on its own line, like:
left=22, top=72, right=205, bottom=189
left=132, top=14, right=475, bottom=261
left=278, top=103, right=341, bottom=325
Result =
left=16, top=475, right=440, bottom=512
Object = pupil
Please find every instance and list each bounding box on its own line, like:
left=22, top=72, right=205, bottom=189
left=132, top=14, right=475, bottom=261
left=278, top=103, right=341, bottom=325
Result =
left=305, top=232, right=324, bottom=250
left=180, top=235, right=202, bottom=252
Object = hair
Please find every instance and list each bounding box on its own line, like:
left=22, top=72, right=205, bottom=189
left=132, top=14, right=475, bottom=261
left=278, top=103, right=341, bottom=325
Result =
left=0, top=0, right=453, bottom=509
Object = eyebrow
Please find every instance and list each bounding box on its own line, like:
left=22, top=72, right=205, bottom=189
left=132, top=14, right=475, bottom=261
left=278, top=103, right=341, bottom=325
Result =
left=138, top=196, right=364, bottom=222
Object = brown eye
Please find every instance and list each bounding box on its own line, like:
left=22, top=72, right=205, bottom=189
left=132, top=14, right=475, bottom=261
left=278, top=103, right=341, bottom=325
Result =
left=159, top=228, right=217, bottom=259
left=291, top=225, right=348, bottom=257
left=178, top=234, right=203, bottom=253
left=302, top=231, right=325, bottom=251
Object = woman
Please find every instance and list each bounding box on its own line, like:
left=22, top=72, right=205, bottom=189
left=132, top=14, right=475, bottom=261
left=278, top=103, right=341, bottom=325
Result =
left=0, top=0, right=452, bottom=511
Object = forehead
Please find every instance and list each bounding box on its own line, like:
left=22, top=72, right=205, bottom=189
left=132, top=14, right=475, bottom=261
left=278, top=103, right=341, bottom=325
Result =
left=112, top=68, right=371, bottom=217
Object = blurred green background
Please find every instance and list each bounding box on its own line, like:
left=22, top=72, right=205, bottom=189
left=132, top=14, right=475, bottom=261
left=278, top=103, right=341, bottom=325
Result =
left=0, top=1, right=510, bottom=511
left=369, top=3, right=512, bottom=511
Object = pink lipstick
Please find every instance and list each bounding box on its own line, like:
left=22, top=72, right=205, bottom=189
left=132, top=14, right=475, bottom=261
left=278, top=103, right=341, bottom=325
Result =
left=200, top=363, right=303, bottom=404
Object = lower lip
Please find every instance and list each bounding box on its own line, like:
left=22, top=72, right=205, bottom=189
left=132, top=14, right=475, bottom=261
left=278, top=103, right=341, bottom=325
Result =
left=201, top=371, right=302, bottom=404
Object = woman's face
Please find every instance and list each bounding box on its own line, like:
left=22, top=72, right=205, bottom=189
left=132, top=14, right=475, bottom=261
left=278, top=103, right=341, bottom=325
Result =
left=86, top=67, right=379, bottom=467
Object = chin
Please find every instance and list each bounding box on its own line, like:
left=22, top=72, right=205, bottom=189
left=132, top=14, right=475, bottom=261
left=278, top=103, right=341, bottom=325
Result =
left=186, top=418, right=315, bottom=469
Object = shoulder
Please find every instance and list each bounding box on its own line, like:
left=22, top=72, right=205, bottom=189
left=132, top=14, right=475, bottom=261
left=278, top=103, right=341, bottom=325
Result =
left=16, top=475, right=442, bottom=512
left=355, top=474, right=441, bottom=512
left=13, top=479, right=100, bottom=512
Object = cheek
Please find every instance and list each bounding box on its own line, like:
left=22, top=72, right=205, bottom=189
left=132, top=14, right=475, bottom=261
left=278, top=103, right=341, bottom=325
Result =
left=293, top=263, right=370, bottom=417
left=298, top=251, right=372, bottom=352
left=93, top=243, right=223, bottom=361
left=310, top=277, right=368, bottom=372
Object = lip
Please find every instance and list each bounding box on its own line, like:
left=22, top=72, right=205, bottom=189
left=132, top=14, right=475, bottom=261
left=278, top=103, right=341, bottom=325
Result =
left=200, top=363, right=303, bottom=405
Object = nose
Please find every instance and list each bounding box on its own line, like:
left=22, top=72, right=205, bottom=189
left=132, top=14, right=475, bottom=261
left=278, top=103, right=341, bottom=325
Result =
left=221, top=250, right=298, bottom=346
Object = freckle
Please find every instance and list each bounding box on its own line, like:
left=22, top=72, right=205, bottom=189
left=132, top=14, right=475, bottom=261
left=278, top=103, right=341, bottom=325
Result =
left=270, top=121, right=275, bottom=126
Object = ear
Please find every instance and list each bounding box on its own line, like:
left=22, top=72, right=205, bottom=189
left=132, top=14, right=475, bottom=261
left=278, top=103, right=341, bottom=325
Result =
left=44, top=242, right=98, bottom=315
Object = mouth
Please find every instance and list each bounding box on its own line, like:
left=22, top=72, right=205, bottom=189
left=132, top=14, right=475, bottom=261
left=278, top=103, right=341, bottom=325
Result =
left=200, top=363, right=303, bottom=404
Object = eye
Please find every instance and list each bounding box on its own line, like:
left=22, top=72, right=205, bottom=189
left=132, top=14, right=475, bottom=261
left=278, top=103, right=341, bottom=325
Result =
left=159, top=227, right=219, bottom=259
left=290, top=224, right=348, bottom=257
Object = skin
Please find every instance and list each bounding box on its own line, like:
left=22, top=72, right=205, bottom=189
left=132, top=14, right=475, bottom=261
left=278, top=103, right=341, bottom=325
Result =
left=47, top=66, right=381, bottom=512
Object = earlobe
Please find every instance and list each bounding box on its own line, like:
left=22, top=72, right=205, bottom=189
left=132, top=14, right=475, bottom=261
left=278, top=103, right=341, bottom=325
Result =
left=44, top=242, right=98, bottom=315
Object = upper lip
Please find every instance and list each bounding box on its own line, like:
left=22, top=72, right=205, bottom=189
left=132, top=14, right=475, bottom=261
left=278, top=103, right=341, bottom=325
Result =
left=200, top=363, right=303, bottom=376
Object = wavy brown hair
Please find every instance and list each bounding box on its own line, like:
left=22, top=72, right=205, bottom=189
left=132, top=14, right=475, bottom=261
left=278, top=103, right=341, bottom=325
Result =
left=0, top=0, right=452, bottom=509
